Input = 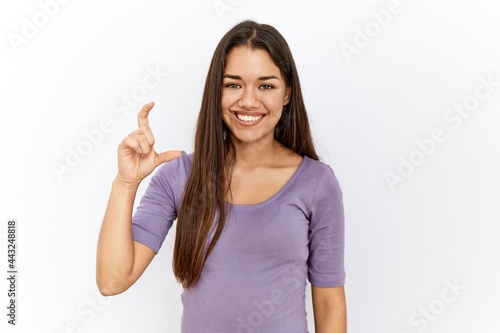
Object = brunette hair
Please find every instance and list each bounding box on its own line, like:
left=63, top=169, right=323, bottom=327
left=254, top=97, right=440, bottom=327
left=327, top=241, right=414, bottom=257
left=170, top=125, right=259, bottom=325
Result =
left=173, top=20, right=318, bottom=288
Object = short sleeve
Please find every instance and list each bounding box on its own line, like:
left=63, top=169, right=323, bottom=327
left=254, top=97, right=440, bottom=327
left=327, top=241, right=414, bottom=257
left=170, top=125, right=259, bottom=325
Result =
left=307, top=166, right=345, bottom=288
left=131, top=162, right=179, bottom=254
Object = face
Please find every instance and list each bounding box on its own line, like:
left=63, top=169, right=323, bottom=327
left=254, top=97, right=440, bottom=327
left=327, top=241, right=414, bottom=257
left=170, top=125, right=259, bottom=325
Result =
left=221, top=46, right=291, bottom=146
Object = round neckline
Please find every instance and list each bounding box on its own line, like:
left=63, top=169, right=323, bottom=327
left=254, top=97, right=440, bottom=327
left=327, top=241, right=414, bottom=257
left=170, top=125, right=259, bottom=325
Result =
left=226, top=156, right=310, bottom=208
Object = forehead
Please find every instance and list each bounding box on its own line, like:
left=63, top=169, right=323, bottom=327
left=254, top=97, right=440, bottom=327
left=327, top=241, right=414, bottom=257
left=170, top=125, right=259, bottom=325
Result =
left=224, top=46, right=282, bottom=77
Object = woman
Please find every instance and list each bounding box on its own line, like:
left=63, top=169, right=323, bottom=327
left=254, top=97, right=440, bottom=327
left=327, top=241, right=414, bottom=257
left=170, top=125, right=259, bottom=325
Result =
left=97, top=20, right=346, bottom=332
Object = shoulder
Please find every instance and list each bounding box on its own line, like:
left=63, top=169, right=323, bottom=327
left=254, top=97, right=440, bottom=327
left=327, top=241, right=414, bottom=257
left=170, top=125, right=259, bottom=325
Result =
left=299, top=157, right=342, bottom=198
left=302, top=156, right=329, bottom=170
left=155, top=151, right=193, bottom=177
left=151, top=151, right=193, bottom=193
left=142, top=152, right=194, bottom=209
left=300, top=157, right=337, bottom=182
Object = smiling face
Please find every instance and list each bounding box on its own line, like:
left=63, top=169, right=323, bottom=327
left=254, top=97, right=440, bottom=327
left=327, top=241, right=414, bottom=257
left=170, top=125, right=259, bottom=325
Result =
left=221, top=46, right=291, bottom=147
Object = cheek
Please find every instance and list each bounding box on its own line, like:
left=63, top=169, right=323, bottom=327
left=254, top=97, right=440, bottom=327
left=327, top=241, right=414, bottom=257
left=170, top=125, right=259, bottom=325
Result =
left=221, top=94, right=238, bottom=113
left=262, top=96, right=286, bottom=114
left=221, top=93, right=229, bottom=109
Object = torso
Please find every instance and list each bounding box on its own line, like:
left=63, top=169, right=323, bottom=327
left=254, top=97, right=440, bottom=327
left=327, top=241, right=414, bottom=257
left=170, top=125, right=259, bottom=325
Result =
left=132, top=152, right=345, bottom=332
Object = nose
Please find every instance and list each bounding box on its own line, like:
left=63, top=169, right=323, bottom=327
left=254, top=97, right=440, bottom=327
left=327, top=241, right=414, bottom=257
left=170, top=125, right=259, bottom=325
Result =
left=237, top=87, right=260, bottom=109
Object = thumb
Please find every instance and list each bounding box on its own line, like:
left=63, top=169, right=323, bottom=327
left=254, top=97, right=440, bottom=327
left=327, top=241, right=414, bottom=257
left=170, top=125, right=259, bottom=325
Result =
left=155, top=150, right=183, bottom=167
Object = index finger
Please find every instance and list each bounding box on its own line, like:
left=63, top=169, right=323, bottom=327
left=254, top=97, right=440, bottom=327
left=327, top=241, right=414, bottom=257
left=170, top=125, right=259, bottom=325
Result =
left=137, top=102, right=155, bottom=127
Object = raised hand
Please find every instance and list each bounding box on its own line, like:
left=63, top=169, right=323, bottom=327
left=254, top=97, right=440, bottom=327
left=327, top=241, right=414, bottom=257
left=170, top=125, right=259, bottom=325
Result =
left=116, top=102, right=182, bottom=187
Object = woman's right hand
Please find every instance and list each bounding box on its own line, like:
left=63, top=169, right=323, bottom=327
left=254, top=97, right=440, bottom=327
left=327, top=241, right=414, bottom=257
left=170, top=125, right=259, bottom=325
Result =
left=116, top=102, right=182, bottom=187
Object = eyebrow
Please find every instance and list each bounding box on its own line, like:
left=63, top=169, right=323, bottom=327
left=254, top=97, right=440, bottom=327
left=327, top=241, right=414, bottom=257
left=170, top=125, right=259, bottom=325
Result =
left=223, top=74, right=280, bottom=81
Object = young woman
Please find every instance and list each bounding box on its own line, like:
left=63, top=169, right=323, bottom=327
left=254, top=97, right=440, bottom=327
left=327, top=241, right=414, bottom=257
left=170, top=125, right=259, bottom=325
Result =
left=97, top=20, right=346, bottom=332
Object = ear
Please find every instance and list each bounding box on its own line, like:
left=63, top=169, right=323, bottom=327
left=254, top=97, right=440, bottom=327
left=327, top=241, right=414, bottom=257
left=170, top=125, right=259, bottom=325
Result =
left=283, top=87, right=292, bottom=106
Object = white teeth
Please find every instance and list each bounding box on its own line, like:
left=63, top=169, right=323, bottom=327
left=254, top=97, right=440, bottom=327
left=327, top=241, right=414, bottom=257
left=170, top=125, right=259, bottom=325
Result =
left=236, top=114, right=262, bottom=122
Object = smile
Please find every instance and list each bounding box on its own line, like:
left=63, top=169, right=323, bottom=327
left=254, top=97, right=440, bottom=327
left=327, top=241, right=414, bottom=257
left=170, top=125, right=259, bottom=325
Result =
left=236, top=113, right=263, bottom=122
left=231, top=111, right=266, bottom=126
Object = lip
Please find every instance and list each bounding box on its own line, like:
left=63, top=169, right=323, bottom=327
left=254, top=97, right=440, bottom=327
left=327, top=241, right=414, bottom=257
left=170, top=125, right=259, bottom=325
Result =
left=230, top=110, right=266, bottom=127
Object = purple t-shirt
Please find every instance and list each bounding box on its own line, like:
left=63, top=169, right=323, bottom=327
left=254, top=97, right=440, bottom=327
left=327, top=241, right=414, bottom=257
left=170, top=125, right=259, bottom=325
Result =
left=132, top=153, right=345, bottom=333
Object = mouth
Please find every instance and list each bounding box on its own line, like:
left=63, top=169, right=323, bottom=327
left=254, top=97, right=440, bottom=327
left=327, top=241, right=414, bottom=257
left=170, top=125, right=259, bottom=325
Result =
left=236, top=113, right=263, bottom=122
left=232, top=111, right=265, bottom=126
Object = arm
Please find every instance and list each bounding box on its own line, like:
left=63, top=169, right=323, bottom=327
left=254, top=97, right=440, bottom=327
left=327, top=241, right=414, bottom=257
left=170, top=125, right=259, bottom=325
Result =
left=312, top=285, right=347, bottom=333
left=96, top=102, right=182, bottom=296
left=96, top=178, right=156, bottom=296
left=308, top=166, right=347, bottom=331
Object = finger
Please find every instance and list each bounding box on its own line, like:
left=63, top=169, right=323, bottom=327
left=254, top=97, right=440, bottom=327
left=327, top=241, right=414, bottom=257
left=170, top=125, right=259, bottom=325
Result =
left=128, top=132, right=152, bottom=154
left=141, top=125, right=155, bottom=147
left=155, top=150, right=183, bottom=167
left=128, top=126, right=155, bottom=147
left=121, top=136, right=143, bottom=154
left=137, top=102, right=155, bottom=128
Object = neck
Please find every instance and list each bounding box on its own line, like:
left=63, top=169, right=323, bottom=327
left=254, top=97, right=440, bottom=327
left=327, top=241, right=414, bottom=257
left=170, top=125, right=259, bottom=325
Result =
left=230, top=136, right=283, bottom=168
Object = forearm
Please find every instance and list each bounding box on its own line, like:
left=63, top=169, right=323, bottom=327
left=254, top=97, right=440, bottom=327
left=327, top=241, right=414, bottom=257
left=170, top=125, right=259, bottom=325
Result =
left=314, top=305, right=347, bottom=333
left=312, top=285, right=347, bottom=333
left=96, top=177, right=139, bottom=294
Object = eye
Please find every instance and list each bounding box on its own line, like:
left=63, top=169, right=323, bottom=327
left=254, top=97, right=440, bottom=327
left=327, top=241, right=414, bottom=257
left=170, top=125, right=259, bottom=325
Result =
left=224, top=83, right=241, bottom=89
left=259, top=84, right=274, bottom=90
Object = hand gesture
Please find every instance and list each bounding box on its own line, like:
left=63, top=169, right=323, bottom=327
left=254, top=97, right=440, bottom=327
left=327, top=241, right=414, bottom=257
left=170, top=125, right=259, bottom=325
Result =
left=116, top=102, right=182, bottom=187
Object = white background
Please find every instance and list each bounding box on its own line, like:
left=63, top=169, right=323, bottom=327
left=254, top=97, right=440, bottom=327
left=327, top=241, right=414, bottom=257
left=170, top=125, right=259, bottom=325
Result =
left=1, top=0, right=499, bottom=332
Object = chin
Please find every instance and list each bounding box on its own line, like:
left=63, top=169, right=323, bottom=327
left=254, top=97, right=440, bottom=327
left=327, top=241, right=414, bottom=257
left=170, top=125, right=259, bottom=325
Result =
left=229, top=132, right=274, bottom=145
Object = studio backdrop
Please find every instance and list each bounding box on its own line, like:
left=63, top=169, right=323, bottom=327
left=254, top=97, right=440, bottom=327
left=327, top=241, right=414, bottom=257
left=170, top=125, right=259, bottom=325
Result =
left=1, top=0, right=499, bottom=332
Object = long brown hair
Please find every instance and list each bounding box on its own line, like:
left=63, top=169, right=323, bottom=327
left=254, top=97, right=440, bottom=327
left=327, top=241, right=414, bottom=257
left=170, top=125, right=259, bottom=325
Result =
left=173, top=20, right=318, bottom=288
